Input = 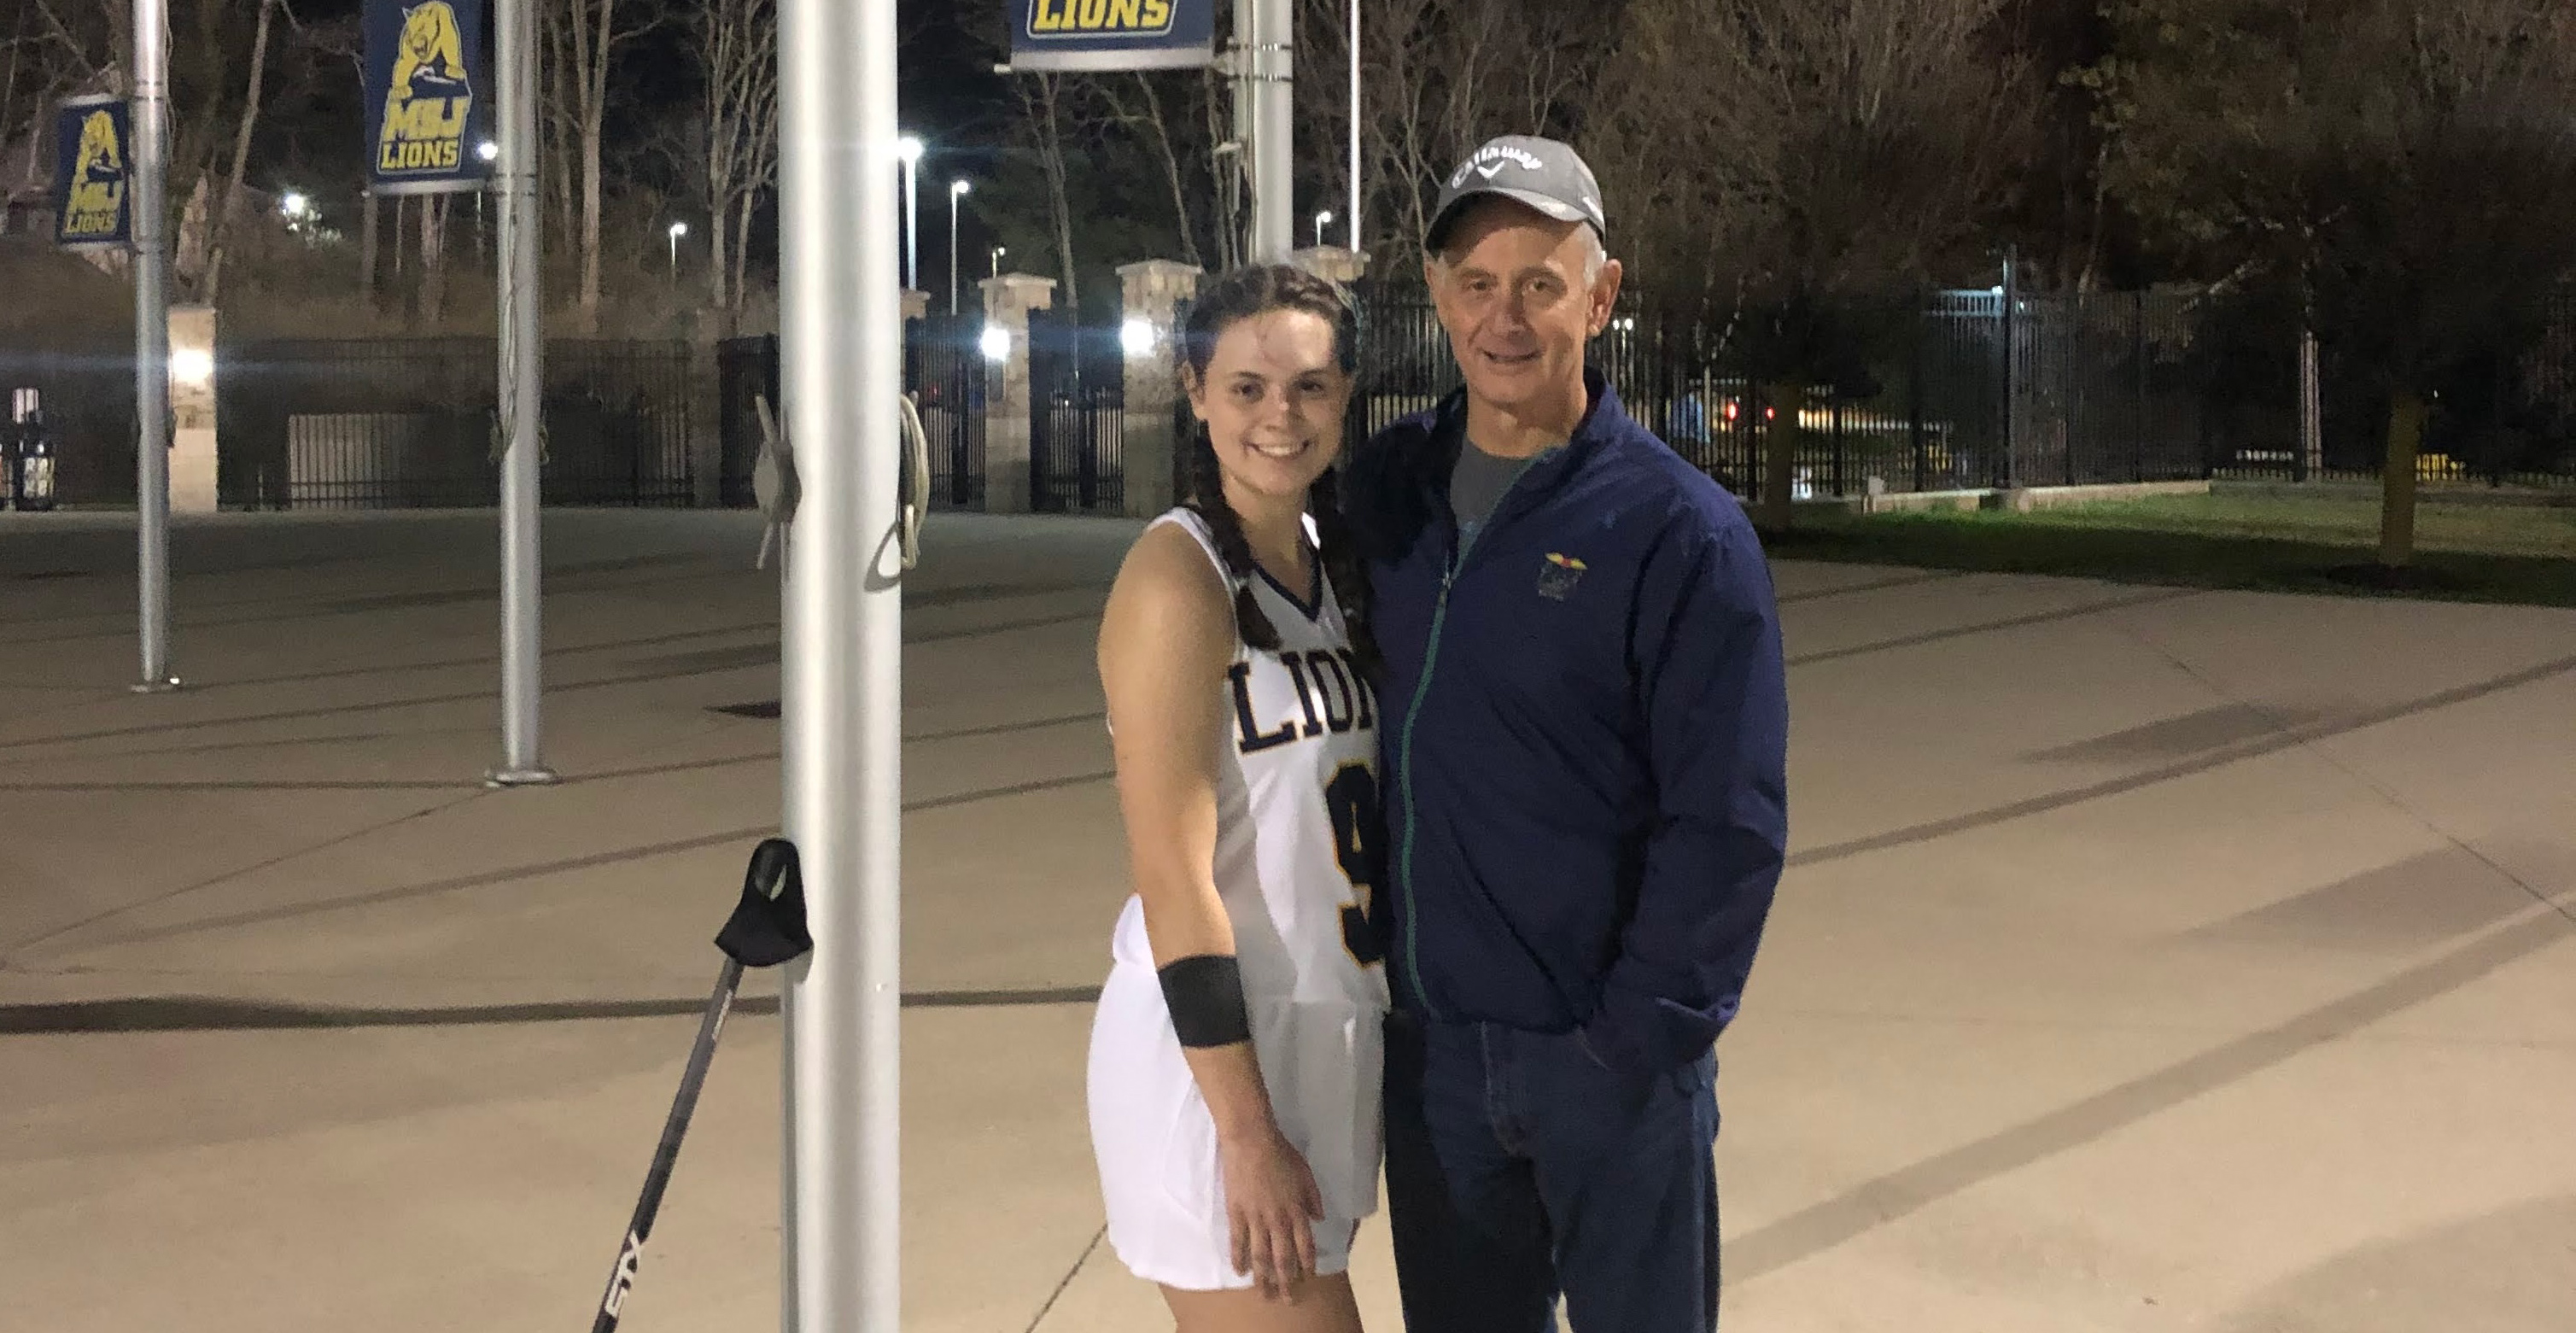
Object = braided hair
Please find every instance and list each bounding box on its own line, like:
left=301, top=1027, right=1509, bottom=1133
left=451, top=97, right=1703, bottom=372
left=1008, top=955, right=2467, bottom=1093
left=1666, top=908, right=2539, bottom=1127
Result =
left=1177, top=263, right=1381, bottom=675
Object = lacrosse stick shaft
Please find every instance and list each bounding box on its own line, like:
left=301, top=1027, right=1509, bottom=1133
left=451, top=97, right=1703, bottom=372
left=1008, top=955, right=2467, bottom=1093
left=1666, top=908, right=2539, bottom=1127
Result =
left=591, top=956, right=747, bottom=1333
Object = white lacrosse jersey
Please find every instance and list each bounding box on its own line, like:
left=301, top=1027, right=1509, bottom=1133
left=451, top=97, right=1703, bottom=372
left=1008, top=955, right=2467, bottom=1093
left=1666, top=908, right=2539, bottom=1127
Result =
left=1107, top=508, right=1392, bottom=1010
left=1089, top=507, right=1393, bottom=1289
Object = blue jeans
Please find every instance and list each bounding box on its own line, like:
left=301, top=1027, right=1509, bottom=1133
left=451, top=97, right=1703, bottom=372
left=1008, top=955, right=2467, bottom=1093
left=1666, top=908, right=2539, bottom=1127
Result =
left=1381, top=1012, right=1721, bottom=1332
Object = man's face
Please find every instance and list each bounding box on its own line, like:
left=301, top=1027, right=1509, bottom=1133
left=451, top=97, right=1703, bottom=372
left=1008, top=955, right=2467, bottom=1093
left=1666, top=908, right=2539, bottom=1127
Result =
left=1425, top=200, right=1622, bottom=418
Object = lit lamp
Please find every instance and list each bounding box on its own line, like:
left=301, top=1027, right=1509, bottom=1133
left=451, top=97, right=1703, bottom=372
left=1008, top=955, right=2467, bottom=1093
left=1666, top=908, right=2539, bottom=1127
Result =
left=166, top=308, right=219, bottom=513
left=948, top=178, right=972, bottom=315
left=897, top=135, right=925, bottom=291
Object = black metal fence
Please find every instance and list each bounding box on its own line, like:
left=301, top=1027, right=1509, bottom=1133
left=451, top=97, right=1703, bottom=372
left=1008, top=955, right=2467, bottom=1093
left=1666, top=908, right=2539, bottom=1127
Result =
left=1027, top=307, right=1124, bottom=513
left=218, top=338, right=696, bottom=509
left=911, top=315, right=988, bottom=509
left=2203, top=288, right=2576, bottom=489
left=1348, top=287, right=2215, bottom=502
left=0, top=343, right=137, bottom=506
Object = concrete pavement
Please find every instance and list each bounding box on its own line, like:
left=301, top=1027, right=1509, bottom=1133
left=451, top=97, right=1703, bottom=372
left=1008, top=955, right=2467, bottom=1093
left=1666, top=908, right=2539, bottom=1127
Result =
left=2, top=508, right=2571, bottom=1332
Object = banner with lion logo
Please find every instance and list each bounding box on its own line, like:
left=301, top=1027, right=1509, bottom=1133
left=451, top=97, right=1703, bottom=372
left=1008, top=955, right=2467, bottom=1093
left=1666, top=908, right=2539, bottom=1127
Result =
left=364, top=0, right=491, bottom=194
left=53, top=97, right=132, bottom=248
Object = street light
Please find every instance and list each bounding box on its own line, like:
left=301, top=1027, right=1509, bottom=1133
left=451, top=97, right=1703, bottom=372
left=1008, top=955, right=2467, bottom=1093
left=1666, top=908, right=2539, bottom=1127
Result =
left=668, top=220, right=689, bottom=284
left=1314, top=209, right=1333, bottom=248
left=897, top=135, right=924, bottom=292
left=990, top=245, right=1006, bottom=279
left=278, top=191, right=309, bottom=219
left=949, top=178, right=971, bottom=316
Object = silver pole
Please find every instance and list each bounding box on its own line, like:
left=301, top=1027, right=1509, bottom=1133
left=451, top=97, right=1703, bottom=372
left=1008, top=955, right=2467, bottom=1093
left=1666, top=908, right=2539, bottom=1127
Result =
left=488, top=0, right=553, bottom=786
left=782, top=0, right=902, bottom=1329
left=902, top=155, right=919, bottom=292
left=1347, top=0, right=1360, bottom=252
left=949, top=190, right=960, bottom=315
left=131, top=0, right=175, bottom=693
left=1253, top=0, right=1294, bottom=260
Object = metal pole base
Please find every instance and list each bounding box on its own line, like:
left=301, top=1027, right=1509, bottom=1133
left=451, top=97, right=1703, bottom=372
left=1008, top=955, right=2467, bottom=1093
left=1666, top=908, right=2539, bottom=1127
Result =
left=484, top=766, right=561, bottom=789
left=130, top=678, right=183, bottom=694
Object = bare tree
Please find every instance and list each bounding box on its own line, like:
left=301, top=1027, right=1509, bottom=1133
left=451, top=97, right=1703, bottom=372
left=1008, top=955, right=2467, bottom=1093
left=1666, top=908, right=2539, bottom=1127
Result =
left=695, top=0, right=778, bottom=316
left=199, top=0, right=282, bottom=304
left=2101, top=0, right=2576, bottom=570
left=1201, top=64, right=1241, bottom=272
left=1013, top=71, right=1084, bottom=319
left=419, top=191, right=450, bottom=324
left=1314, top=0, right=1609, bottom=273
left=1095, top=72, right=1201, bottom=268
left=1592, top=0, right=2040, bottom=529
left=546, top=0, right=655, bottom=333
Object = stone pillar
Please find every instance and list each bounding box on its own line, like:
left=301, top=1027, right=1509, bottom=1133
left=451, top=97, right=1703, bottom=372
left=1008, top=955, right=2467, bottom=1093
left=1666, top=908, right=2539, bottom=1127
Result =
left=1291, top=246, right=1371, bottom=288
left=166, top=304, right=219, bottom=513
left=1118, top=260, right=1202, bottom=518
left=978, top=272, right=1055, bottom=514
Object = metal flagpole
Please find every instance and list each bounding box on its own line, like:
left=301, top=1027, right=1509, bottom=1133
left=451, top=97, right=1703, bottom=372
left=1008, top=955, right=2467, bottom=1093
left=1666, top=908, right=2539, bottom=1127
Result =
left=781, top=0, right=903, bottom=1330
left=131, top=0, right=176, bottom=693
left=1347, top=0, right=1360, bottom=253
left=488, top=0, right=554, bottom=786
left=1250, top=0, right=1294, bottom=259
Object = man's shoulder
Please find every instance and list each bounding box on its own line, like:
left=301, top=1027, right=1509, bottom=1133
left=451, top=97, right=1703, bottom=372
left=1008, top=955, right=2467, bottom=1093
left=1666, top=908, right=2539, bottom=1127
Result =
left=1584, top=412, right=1753, bottom=548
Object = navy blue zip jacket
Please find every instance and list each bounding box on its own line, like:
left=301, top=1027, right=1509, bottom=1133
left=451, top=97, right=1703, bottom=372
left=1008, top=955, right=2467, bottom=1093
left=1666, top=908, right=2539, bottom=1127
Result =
left=1342, top=370, right=1789, bottom=1080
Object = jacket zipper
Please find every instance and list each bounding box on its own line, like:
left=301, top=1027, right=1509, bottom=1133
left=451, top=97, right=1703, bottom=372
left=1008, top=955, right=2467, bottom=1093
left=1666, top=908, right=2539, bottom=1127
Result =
left=1393, top=449, right=1552, bottom=1020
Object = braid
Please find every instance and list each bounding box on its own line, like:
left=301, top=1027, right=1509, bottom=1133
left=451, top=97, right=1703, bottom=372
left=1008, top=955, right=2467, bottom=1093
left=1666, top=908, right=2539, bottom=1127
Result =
left=1181, top=421, right=1282, bottom=652
left=1306, top=467, right=1381, bottom=676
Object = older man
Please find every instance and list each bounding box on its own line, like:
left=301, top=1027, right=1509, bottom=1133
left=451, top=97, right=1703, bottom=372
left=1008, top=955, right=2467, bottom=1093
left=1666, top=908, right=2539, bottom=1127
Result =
left=1342, top=135, right=1790, bottom=1332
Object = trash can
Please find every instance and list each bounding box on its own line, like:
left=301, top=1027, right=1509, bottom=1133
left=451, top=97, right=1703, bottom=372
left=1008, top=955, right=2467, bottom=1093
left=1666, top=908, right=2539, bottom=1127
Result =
left=8, top=389, right=58, bottom=512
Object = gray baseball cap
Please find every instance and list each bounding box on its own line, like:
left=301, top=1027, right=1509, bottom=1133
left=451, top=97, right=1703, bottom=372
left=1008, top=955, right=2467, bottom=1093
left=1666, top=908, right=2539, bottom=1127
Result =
left=1423, top=135, right=1607, bottom=254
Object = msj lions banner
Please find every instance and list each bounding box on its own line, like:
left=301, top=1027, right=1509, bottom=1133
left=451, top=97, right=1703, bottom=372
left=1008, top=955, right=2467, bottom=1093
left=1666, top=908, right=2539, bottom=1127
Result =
left=1008, top=0, right=1216, bottom=72
left=53, top=97, right=131, bottom=248
left=364, top=0, right=491, bottom=194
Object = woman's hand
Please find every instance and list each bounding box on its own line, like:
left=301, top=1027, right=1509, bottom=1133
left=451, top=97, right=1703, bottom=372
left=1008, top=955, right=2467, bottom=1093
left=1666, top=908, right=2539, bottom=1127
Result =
left=1218, top=1123, right=1326, bottom=1300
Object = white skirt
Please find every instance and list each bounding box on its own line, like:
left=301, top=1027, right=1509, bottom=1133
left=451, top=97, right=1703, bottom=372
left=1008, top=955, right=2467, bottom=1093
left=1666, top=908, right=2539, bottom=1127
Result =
left=1085, top=959, right=1385, bottom=1291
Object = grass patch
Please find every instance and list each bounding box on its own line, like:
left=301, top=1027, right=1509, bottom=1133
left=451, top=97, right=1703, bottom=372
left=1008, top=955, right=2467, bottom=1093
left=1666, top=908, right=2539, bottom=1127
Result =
left=1766, top=492, right=2576, bottom=608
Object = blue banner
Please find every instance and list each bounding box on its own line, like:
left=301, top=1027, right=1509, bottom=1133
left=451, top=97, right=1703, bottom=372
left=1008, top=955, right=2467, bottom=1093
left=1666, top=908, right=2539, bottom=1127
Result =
left=364, top=0, right=492, bottom=194
left=53, top=98, right=131, bottom=248
left=1009, top=0, right=1217, bottom=72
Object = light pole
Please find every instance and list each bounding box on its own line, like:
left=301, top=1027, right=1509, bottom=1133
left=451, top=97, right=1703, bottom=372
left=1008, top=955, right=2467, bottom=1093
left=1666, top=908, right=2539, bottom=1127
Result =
left=132, top=0, right=174, bottom=692
left=897, top=135, right=924, bottom=291
left=668, top=220, right=689, bottom=285
left=990, top=245, right=1005, bottom=279
left=1313, top=209, right=1333, bottom=248
left=475, top=140, right=498, bottom=261
left=1348, top=0, right=1361, bottom=251
left=948, top=178, right=970, bottom=315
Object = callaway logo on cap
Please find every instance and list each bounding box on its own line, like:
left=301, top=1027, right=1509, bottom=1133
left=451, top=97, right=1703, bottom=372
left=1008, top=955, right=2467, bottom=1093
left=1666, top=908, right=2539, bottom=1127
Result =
left=1425, top=134, right=1608, bottom=252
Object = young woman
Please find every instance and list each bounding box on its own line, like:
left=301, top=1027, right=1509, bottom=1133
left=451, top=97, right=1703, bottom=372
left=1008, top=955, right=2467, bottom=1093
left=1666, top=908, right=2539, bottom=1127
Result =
left=1085, top=264, right=1387, bottom=1332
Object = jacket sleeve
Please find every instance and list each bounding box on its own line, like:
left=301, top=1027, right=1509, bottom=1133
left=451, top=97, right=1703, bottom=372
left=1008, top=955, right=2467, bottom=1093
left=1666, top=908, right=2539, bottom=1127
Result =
left=1579, top=504, right=1789, bottom=1078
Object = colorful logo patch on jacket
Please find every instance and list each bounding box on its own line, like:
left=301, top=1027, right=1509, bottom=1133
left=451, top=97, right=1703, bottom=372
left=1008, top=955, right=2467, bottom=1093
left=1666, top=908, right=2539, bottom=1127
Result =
left=1537, top=552, right=1586, bottom=600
